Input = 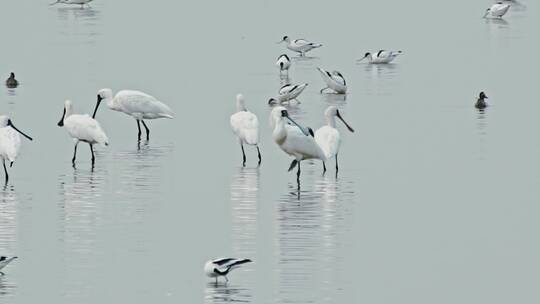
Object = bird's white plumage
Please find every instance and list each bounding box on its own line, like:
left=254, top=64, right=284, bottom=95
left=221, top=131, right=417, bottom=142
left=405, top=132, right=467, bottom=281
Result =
left=0, top=256, right=17, bottom=273
left=230, top=94, right=259, bottom=146
left=317, top=67, right=347, bottom=94
left=0, top=124, right=21, bottom=163
left=484, top=2, right=511, bottom=17
left=276, top=54, right=291, bottom=72
left=280, top=36, right=322, bottom=56
left=315, top=125, right=340, bottom=160
left=360, top=50, right=402, bottom=64
left=98, top=89, right=174, bottom=120
left=61, top=100, right=109, bottom=146
left=271, top=107, right=326, bottom=161
left=270, top=83, right=308, bottom=104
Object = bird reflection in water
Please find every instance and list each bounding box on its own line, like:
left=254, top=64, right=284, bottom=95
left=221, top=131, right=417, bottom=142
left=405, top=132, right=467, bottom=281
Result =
left=204, top=281, right=252, bottom=304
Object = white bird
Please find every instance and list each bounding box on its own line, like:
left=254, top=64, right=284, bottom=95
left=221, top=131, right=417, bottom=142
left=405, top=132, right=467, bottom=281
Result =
left=230, top=94, right=261, bottom=166
left=0, top=116, right=33, bottom=183
left=0, top=256, right=18, bottom=276
left=484, top=2, right=511, bottom=18
left=50, top=0, right=93, bottom=8
left=94, top=89, right=174, bottom=141
left=317, top=67, right=347, bottom=94
left=204, top=258, right=252, bottom=282
left=57, top=100, right=109, bottom=166
left=278, top=36, right=322, bottom=57
left=315, top=106, right=354, bottom=174
left=276, top=54, right=291, bottom=75
left=268, top=83, right=308, bottom=105
left=358, top=50, right=402, bottom=64
left=270, top=107, right=326, bottom=182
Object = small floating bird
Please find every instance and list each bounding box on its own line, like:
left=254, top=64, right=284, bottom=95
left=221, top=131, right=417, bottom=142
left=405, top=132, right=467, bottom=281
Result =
left=268, top=83, right=308, bottom=105
left=317, top=67, right=347, bottom=94
left=271, top=107, right=326, bottom=182
left=50, top=0, right=93, bottom=8
left=358, top=50, right=402, bottom=64
left=0, top=116, right=33, bottom=183
left=276, top=54, right=291, bottom=75
left=230, top=94, right=261, bottom=166
left=58, top=100, right=109, bottom=166
left=5, top=73, right=18, bottom=88
left=0, top=256, right=18, bottom=275
left=475, top=92, right=488, bottom=109
left=315, top=106, right=354, bottom=174
left=204, top=258, right=252, bottom=283
left=94, top=89, right=174, bottom=141
left=484, top=2, right=511, bottom=18
left=278, top=36, right=322, bottom=57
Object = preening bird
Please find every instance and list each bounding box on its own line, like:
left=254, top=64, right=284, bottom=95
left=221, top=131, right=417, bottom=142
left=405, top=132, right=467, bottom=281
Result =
left=314, top=106, right=354, bottom=174
left=276, top=54, right=291, bottom=75
left=204, top=258, right=252, bottom=282
left=0, top=116, right=33, bottom=183
left=94, top=89, right=174, bottom=141
left=317, top=67, right=347, bottom=94
left=58, top=100, right=109, bottom=166
left=484, top=2, right=511, bottom=18
left=278, top=36, right=322, bottom=56
left=230, top=94, right=261, bottom=166
left=270, top=107, right=326, bottom=182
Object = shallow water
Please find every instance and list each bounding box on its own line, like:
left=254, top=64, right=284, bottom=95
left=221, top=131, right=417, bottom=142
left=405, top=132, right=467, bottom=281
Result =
left=0, top=0, right=539, bottom=303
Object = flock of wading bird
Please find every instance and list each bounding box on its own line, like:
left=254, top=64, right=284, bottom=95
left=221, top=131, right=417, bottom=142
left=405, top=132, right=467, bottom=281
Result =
left=0, top=0, right=517, bottom=279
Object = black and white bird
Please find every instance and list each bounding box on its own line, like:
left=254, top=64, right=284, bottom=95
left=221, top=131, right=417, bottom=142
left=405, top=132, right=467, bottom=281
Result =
left=0, top=256, right=18, bottom=275
left=268, top=83, right=308, bottom=105
left=317, top=67, right=347, bottom=94
left=5, top=73, right=18, bottom=88
left=278, top=36, right=322, bottom=57
left=358, top=50, right=402, bottom=64
left=484, top=2, right=511, bottom=18
left=475, top=92, right=488, bottom=110
left=276, top=54, right=291, bottom=75
left=204, top=258, right=252, bottom=282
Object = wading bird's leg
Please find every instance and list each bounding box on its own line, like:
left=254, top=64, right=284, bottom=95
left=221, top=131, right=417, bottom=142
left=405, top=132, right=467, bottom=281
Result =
left=225, top=276, right=229, bottom=282
left=137, top=120, right=142, bottom=141
left=323, top=161, right=326, bottom=174
left=3, top=160, right=8, bottom=184
left=72, top=141, right=79, bottom=165
left=241, top=144, right=246, bottom=167
left=335, top=154, right=339, bottom=173
left=141, top=120, right=150, bottom=140
left=215, top=277, right=218, bottom=283
left=296, top=161, right=301, bottom=183
left=257, top=146, right=262, bottom=166
left=10, top=162, right=13, bottom=168
left=89, top=143, right=95, bottom=164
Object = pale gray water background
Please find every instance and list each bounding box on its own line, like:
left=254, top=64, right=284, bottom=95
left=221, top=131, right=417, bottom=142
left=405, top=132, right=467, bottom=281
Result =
left=0, top=0, right=539, bottom=303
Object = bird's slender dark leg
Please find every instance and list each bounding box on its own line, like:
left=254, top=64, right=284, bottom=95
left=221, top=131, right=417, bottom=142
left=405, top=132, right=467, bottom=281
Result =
left=257, top=146, right=262, bottom=165
left=215, top=277, right=218, bottom=283
left=89, top=143, right=95, bottom=165
left=335, top=154, right=339, bottom=174
left=141, top=120, right=150, bottom=140
left=296, top=161, right=301, bottom=182
left=3, top=160, right=8, bottom=184
left=323, top=161, right=326, bottom=174
left=72, top=142, right=79, bottom=165
left=137, top=120, right=142, bottom=141
left=241, top=144, right=246, bottom=167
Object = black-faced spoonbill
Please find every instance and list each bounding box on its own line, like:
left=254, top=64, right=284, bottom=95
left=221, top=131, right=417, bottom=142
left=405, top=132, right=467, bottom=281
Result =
left=270, top=107, right=326, bottom=182
left=0, top=256, right=18, bottom=276
left=0, top=116, right=33, bottom=183
left=204, top=258, right=252, bottom=283
left=358, top=50, right=402, bottom=64
left=484, top=2, right=510, bottom=18
left=314, top=106, right=355, bottom=175
left=317, top=67, right=347, bottom=94
left=475, top=92, right=488, bottom=110
left=5, top=73, right=18, bottom=88
left=230, top=94, right=261, bottom=166
left=277, top=36, right=322, bottom=57
left=57, top=100, right=109, bottom=166
left=94, top=89, right=174, bottom=141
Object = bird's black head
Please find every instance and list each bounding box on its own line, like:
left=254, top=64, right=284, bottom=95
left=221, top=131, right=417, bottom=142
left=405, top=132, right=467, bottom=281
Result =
left=479, top=91, right=488, bottom=99
left=9, top=72, right=15, bottom=78
left=281, top=109, right=289, bottom=117
left=282, top=36, right=289, bottom=41
left=364, top=52, right=371, bottom=57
